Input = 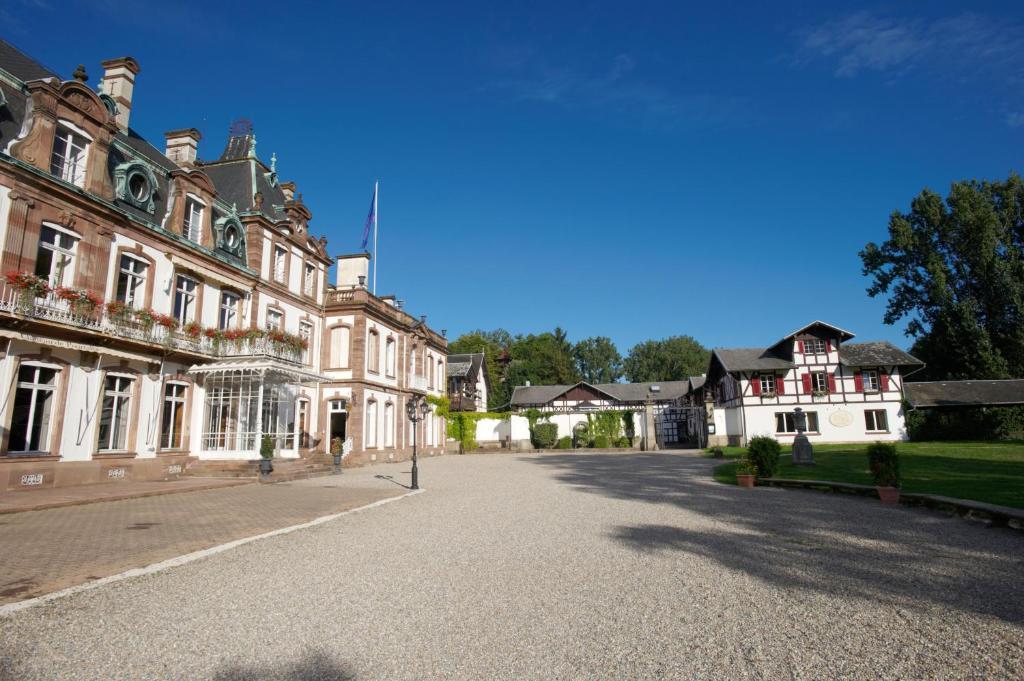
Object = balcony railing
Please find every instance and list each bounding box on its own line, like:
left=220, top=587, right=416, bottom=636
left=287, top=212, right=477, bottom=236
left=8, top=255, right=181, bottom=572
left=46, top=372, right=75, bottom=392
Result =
left=0, top=286, right=303, bottom=364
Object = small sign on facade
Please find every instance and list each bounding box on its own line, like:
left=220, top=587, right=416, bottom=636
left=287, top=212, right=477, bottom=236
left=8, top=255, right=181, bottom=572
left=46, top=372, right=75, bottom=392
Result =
left=20, top=473, right=44, bottom=486
left=107, top=467, right=126, bottom=479
left=166, top=464, right=182, bottom=475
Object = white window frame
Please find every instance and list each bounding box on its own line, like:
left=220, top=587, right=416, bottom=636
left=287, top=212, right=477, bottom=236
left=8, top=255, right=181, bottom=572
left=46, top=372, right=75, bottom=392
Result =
left=863, top=369, right=879, bottom=392
left=775, top=411, right=819, bottom=434
left=98, top=373, right=134, bottom=451
left=811, top=371, right=828, bottom=393
left=116, top=254, right=148, bottom=308
left=51, top=122, right=91, bottom=187
left=865, top=409, right=889, bottom=432
left=303, top=262, right=315, bottom=296
left=9, top=362, right=60, bottom=453
left=329, top=326, right=350, bottom=368
left=173, top=274, right=198, bottom=325
left=367, top=329, right=380, bottom=372
left=35, top=223, right=79, bottom=288
left=365, top=399, right=378, bottom=448
left=384, top=402, right=395, bottom=447
left=759, top=374, right=776, bottom=395
left=265, top=308, right=283, bottom=331
left=299, top=321, right=313, bottom=364
left=273, top=246, right=287, bottom=283
left=219, top=291, right=239, bottom=330
left=804, top=338, right=827, bottom=354
left=385, top=337, right=396, bottom=377
left=161, top=382, right=188, bottom=449
left=183, top=195, right=205, bottom=243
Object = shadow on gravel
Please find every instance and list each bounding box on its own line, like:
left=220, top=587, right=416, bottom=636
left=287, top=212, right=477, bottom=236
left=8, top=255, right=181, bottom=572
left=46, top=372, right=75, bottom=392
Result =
left=530, top=453, right=1024, bottom=624
left=212, top=649, right=356, bottom=680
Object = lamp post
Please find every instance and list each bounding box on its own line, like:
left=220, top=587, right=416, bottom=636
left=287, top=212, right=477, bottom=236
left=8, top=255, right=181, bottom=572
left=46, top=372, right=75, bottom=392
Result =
left=405, top=395, right=431, bottom=489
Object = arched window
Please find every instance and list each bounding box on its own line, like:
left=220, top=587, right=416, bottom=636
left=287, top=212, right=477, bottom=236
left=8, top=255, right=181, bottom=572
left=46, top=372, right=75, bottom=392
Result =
left=365, top=399, right=378, bottom=447
left=385, top=337, right=396, bottom=377
left=384, top=402, right=395, bottom=447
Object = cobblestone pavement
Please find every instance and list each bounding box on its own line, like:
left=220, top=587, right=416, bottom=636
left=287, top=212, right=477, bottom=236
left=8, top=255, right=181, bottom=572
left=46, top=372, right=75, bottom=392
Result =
left=1, top=452, right=1023, bottom=680
left=0, top=471, right=404, bottom=605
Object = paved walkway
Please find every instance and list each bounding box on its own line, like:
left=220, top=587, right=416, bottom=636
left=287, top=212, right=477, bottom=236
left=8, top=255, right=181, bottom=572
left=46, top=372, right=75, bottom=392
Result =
left=1, top=452, right=1023, bottom=680
left=0, top=472, right=405, bottom=605
left=0, top=477, right=251, bottom=514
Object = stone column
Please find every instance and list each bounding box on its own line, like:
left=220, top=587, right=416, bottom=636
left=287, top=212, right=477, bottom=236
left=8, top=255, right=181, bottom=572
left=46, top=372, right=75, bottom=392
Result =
left=2, top=191, right=36, bottom=273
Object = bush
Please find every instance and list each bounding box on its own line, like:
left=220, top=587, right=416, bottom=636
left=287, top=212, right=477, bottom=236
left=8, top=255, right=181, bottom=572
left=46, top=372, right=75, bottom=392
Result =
left=531, top=423, right=559, bottom=449
left=867, top=442, right=901, bottom=487
left=746, top=436, right=780, bottom=477
left=572, top=422, right=591, bottom=448
left=592, top=434, right=611, bottom=449
left=556, top=436, right=573, bottom=449
left=260, top=435, right=275, bottom=459
left=615, top=436, right=631, bottom=448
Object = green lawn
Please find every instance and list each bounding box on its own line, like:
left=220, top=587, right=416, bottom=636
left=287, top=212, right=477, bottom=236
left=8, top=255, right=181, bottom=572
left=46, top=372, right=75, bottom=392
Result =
left=711, top=441, right=1024, bottom=509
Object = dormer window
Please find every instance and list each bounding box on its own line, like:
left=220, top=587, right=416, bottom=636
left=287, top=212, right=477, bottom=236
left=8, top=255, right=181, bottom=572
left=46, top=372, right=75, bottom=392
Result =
left=802, top=338, right=827, bottom=354
left=303, top=263, right=315, bottom=296
left=183, top=196, right=205, bottom=242
left=273, top=246, right=287, bottom=283
left=51, top=123, right=90, bottom=187
left=114, top=162, right=158, bottom=214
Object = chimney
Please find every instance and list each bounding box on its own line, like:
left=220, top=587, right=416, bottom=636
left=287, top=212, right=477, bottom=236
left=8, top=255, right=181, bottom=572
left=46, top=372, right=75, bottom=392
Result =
left=100, top=57, right=141, bottom=131
left=280, top=181, right=296, bottom=201
left=164, top=128, right=201, bottom=166
left=336, top=252, right=370, bottom=288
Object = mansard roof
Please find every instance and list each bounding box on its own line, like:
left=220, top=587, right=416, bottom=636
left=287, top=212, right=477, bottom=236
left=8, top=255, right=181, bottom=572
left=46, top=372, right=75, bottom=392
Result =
left=0, top=38, right=57, bottom=81
left=839, top=341, right=924, bottom=368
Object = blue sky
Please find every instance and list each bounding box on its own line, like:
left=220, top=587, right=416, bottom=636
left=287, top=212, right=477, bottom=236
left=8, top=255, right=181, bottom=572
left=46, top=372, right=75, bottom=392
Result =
left=4, top=1, right=1023, bottom=354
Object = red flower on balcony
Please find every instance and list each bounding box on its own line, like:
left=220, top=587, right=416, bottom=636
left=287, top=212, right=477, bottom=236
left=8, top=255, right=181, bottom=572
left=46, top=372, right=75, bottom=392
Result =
left=5, top=271, right=50, bottom=297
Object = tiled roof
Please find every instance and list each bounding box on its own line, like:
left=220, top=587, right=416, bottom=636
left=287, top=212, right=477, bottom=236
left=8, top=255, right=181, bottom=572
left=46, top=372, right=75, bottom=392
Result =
left=511, top=380, right=691, bottom=406
left=839, top=341, right=923, bottom=368
left=0, top=38, right=58, bottom=82
left=712, top=348, right=794, bottom=373
left=904, top=380, right=1024, bottom=408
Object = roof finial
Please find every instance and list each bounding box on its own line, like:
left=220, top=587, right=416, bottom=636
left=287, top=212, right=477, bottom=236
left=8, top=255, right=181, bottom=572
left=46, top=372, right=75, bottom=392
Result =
left=270, top=152, right=277, bottom=173
left=72, top=64, right=88, bottom=82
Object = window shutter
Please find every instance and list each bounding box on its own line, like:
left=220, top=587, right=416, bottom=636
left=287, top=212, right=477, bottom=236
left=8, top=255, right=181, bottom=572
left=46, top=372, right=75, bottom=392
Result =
left=750, top=374, right=761, bottom=396
left=854, top=372, right=864, bottom=392
left=827, top=373, right=837, bottom=393
left=801, top=374, right=812, bottom=394
left=797, top=340, right=805, bottom=353
left=776, top=374, right=785, bottom=395
left=880, top=373, right=890, bottom=392
left=825, top=339, right=833, bottom=353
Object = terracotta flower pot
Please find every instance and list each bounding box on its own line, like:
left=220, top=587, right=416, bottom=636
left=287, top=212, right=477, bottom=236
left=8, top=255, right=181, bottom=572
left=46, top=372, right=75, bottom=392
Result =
left=736, top=473, right=756, bottom=488
left=876, top=486, right=900, bottom=505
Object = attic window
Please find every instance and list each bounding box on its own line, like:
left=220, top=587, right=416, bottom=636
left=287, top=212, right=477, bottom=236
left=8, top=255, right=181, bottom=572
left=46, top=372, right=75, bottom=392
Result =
left=114, top=162, right=158, bottom=213
left=51, top=123, right=90, bottom=188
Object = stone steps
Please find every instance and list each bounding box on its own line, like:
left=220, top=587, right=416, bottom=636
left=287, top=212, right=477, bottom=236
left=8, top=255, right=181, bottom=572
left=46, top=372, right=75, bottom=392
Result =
left=186, top=457, right=336, bottom=482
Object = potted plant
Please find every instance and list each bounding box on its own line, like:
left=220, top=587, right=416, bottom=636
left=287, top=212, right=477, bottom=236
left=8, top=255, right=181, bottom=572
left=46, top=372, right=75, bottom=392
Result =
left=6, top=271, right=50, bottom=311
left=259, top=434, right=275, bottom=478
left=331, top=437, right=343, bottom=473
left=735, top=459, right=757, bottom=488
left=867, top=442, right=901, bottom=504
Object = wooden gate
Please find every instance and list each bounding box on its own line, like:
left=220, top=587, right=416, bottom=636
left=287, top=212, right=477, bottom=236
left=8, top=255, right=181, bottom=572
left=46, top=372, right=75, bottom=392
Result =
left=656, top=406, right=708, bottom=449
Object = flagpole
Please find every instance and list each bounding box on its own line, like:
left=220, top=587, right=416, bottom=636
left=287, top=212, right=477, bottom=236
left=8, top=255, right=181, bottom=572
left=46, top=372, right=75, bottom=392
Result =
left=372, top=180, right=378, bottom=294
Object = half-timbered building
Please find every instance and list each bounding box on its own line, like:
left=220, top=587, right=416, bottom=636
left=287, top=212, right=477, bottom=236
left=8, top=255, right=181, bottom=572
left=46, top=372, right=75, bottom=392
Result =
left=705, top=321, right=923, bottom=446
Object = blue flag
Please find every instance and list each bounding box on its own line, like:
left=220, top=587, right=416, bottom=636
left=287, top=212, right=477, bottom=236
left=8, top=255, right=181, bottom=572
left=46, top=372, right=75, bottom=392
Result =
left=360, top=184, right=377, bottom=249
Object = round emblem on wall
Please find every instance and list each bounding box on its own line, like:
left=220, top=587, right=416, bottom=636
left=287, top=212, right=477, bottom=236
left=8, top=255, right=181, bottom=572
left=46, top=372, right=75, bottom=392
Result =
left=830, top=410, right=854, bottom=428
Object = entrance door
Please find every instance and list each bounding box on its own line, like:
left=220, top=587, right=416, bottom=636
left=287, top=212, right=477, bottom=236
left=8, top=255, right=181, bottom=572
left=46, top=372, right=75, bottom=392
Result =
left=330, top=413, right=347, bottom=445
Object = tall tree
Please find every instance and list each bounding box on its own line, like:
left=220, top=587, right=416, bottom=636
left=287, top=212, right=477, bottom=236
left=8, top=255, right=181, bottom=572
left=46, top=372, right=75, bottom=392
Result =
left=573, top=336, right=623, bottom=383
left=860, top=174, right=1024, bottom=380
left=507, top=331, right=580, bottom=387
left=623, top=336, right=710, bottom=383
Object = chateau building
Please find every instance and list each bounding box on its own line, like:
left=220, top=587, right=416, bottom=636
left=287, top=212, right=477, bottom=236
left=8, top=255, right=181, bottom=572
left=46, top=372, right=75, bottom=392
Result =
left=0, top=41, right=446, bottom=490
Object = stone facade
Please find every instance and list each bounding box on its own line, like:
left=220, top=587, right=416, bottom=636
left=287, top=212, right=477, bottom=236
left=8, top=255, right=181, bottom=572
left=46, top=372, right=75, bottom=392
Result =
left=0, top=41, right=445, bottom=490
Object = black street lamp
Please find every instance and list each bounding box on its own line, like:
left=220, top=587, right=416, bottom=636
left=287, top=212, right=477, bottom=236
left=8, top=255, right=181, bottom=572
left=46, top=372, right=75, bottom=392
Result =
left=405, top=395, right=431, bottom=489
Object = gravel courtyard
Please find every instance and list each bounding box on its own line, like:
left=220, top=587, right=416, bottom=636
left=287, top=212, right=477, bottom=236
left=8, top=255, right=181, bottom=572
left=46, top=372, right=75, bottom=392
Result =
left=2, top=452, right=1022, bottom=680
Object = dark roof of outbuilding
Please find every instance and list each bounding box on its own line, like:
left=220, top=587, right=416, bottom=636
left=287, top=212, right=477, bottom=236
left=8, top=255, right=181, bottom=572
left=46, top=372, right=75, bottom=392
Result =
left=904, top=380, right=1024, bottom=408
left=447, top=361, right=473, bottom=378
left=712, top=348, right=794, bottom=372
left=689, top=376, right=706, bottom=391
left=511, top=380, right=690, bottom=406
left=839, top=341, right=923, bottom=368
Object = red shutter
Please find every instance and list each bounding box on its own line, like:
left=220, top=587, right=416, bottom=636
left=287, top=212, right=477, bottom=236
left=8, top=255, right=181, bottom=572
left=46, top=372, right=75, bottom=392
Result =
left=776, top=374, right=785, bottom=395
left=751, top=374, right=761, bottom=396
left=854, top=372, right=864, bottom=392
left=801, top=374, right=812, bottom=394
left=880, top=373, right=890, bottom=392
left=827, top=373, right=837, bottom=393
left=797, top=340, right=805, bottom=353
left=825, top=339, right=833, bottom=353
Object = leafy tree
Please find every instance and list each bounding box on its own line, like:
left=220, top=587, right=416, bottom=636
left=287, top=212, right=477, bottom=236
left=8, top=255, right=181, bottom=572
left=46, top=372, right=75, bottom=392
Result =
left=573, top=336, right=623, bottom=383
left=860, top=174, right=1024, bottom=381
left=448, top=329, right=513, bottom=410
left=623, top=336, right=709, bottom=383
left=507, top=331, right=580, bottom=387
